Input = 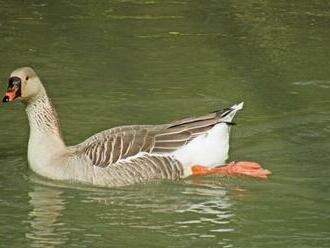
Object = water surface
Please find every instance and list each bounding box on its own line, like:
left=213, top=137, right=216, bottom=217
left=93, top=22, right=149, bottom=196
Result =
left=0, top=1, right=329, bottom=247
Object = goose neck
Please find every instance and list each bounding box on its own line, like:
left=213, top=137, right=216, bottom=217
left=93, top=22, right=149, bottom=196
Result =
left=25, top=93, right=64, bottom=143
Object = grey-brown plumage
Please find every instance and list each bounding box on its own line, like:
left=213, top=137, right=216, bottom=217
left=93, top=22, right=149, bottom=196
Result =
left=63, top=109, right=234, bottom=186
left=97, top=154, right=185, bottom=187
left=75, top=109, right=231, bottom=170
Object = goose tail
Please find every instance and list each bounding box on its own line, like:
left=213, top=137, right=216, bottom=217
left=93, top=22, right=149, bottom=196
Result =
left=216, top=102, right=244, bottom=124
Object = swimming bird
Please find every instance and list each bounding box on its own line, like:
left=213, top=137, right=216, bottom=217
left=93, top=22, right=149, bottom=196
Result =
left=2, top=67, right=271, bottom=187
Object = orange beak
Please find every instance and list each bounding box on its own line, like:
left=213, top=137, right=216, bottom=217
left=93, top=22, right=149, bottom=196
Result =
left=3, top=77, right=22, bottom=103
left=3, top=86, right=18, bottom=102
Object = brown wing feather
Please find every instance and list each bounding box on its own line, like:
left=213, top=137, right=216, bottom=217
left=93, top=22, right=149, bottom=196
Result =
left=75, top=108, right=230, bottom=167
left=152, top=112, right=223, bottom=153
left=75, top=125, right=161, bottom=167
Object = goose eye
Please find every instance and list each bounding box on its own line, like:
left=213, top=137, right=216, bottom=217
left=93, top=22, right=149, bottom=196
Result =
left=25, top=76, right=29, bottom=80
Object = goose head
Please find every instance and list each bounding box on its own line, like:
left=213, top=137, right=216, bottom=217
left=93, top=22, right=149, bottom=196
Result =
left=2, top=67, right=44, bottom=103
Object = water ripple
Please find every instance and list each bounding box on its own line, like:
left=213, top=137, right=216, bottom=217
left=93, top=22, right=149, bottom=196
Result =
left=292, top=80, right=330, bottom=88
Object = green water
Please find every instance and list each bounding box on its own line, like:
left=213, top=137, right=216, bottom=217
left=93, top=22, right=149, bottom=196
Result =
left=0, top=0, right=329, bottom=247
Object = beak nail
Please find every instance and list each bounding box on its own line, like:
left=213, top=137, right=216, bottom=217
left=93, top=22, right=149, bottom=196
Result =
left=2, top=95, right=9, bottom=102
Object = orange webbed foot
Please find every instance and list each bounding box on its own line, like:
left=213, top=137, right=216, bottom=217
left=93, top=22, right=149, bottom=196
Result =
left=220, top=161, right=272, bottom=179
left=191, top=161, right=271, bottom=179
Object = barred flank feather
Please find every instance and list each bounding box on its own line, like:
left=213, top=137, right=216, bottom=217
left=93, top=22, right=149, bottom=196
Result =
left=102, top=154, right=184, bottom=186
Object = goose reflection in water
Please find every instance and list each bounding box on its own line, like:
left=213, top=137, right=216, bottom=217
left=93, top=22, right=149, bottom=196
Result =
left=25, top=177, right=243, bottom=247
left=26, top=185, right=66, bottom=248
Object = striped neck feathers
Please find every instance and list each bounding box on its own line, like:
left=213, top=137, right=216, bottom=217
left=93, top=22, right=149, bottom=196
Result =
left=25, top=94, right=63, bottom=139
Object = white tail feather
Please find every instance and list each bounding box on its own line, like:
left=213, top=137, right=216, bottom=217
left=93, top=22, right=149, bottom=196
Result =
left=173, top=102, right=244, bottom=176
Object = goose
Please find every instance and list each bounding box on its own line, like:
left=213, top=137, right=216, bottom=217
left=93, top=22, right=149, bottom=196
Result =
left=2, top=67, right=271, bottom=187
